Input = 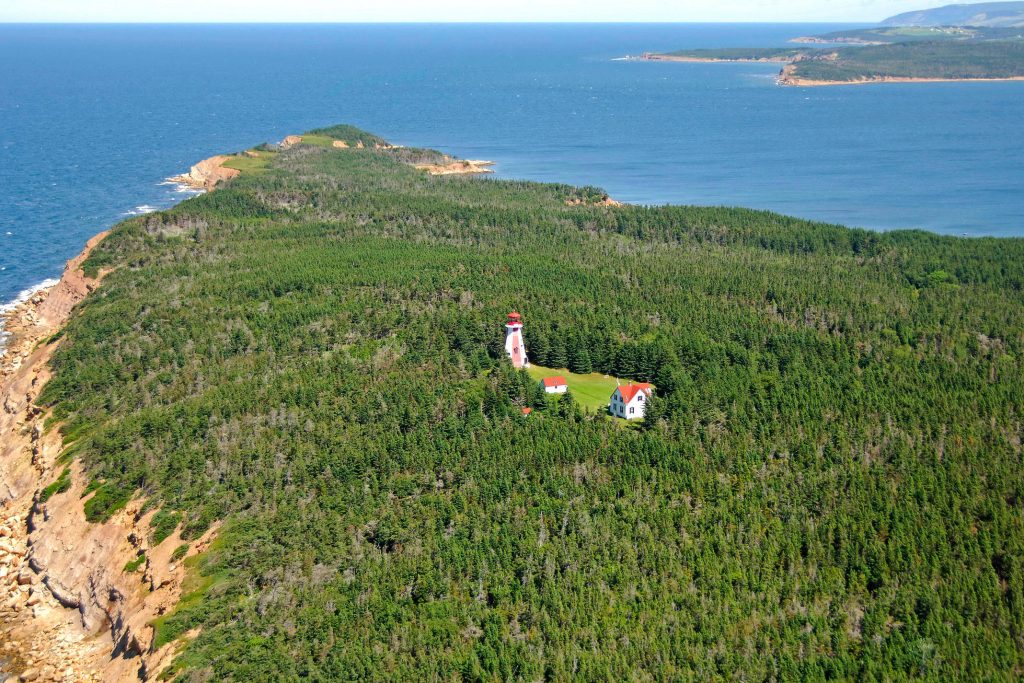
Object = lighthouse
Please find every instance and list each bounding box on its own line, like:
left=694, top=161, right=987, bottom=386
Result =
left=505, top=312, right=529, bottom=369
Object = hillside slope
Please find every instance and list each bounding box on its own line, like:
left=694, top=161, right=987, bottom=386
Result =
left=883, top=1, right=1024, bottom=27
left=19, top=126, right=1024, bottom=680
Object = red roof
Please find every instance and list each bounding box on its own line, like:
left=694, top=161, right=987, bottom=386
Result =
left=616, top=383, right=653, bottom=403
left=542, top=376, right=567, bottom=388
left=521, top=407, right=533, bottom=415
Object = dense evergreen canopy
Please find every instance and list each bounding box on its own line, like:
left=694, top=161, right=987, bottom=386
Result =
left=40, top=126, right=1024, bottom=680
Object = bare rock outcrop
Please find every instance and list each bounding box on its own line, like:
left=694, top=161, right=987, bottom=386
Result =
left=168, top=155, right=240, bottom=191
left=414, top=157, right=495, bottom=176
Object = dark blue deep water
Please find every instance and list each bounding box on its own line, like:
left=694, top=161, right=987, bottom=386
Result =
left=2, top=23, right=1024, bottom=306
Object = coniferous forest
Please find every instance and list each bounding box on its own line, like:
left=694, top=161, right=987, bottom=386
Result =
left=39, top=126, right=1024, bottom=680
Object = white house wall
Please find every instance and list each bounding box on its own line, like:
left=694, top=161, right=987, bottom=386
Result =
left=609, top=389, right=649, bottom=419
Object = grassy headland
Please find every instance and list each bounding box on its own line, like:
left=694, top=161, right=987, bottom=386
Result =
left=36, top=125, right=1024, bottom=679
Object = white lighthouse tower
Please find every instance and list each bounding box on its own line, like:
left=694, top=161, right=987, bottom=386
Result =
left=505, top=312, right=529, bottom=369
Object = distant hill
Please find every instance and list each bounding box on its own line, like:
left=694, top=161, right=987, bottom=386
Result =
left=793, top=25, right=1024, bottom=45
left=882, top=1, right=1024, bottom=28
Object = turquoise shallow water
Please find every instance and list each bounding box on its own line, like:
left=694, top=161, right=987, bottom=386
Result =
left=1, top=23, right=1023, bottom=305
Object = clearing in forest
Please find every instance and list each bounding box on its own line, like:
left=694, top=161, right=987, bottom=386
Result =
left=526, top=365, right=621, bottom=412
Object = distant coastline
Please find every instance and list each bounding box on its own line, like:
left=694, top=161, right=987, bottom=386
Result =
left=779, top=69, right=1024, bottom=86
left=630, top=52, right=793, bottom=64
left=639, top=38, right=1024, bottom=87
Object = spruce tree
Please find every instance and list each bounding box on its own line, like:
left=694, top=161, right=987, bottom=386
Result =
left=548, top=338, right=568, bottom=369
left=569, top=344, right=592, bottom=374
left=529, top=328, right=551, bottom=367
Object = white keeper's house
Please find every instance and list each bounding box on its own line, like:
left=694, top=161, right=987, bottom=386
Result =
left=540, top=376, right=568, bottom=394
left=609, top=383, right=654, bottom=420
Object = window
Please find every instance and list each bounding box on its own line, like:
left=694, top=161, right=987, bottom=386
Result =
left=629, top=407, right=635, bottom=415
left=638, top=395, right=644, bottom=402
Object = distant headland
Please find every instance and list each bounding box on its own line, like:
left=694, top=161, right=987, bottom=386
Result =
left=635, top=1, right=1024, bottom=86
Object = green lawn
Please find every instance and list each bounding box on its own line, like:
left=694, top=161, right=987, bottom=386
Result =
left=221, top=149, right=277, bottom=175
left=526, top=365, right=620, bottom=412
left=296, top=133, right=339, bottom=148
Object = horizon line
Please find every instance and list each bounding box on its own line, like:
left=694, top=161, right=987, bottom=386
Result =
left=0, top=20, right=876, bottom=26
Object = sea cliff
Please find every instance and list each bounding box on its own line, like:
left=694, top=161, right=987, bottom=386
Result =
left=168, top=155, right=240, bottom=192
left=0, top=232, right=217, bottom=680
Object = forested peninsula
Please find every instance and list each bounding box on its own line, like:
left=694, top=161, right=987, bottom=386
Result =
left=2, top=125, right=1024, bottom=680
left=645, top=31, right=1024, bottom=85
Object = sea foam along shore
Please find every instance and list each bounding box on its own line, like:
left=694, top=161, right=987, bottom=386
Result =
left=0, top=279, right=61, bottom=363
left=2, top=169, right=207, bottom=361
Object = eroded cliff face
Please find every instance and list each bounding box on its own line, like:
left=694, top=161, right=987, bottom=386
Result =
left=168, top=155, right=241, bottom=191
left=0, top=234, right=212, bottom=682
left=414, top=157, right=495, bottom=175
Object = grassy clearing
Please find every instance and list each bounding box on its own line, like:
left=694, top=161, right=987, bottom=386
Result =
left=526, top=365, right=619, bottom=412
left=221, top=150, right=276, bottom=175
left=295, top=134, right=337, bottom=148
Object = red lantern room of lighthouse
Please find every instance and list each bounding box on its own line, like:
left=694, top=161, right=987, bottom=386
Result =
left=505, top=312, right=529, bottom=369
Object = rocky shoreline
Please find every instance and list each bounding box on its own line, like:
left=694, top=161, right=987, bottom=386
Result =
left=414, top=157, right=496, bottom=175
left=1, top=234, right=110, bottom=682
left=167, top=154, right=240, bottom=192
left=1, top=229, right=217, bottom=682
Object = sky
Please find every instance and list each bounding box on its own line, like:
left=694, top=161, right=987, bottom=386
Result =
left=0, top=0, right=939, bottom=23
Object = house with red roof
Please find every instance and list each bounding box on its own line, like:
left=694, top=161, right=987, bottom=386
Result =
left=540, top=376, right=568, bottom=394
left=609, top=383, right=654, bottom=420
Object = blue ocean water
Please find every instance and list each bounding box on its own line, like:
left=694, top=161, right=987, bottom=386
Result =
left=2, top=23, right=1023, bottom=307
